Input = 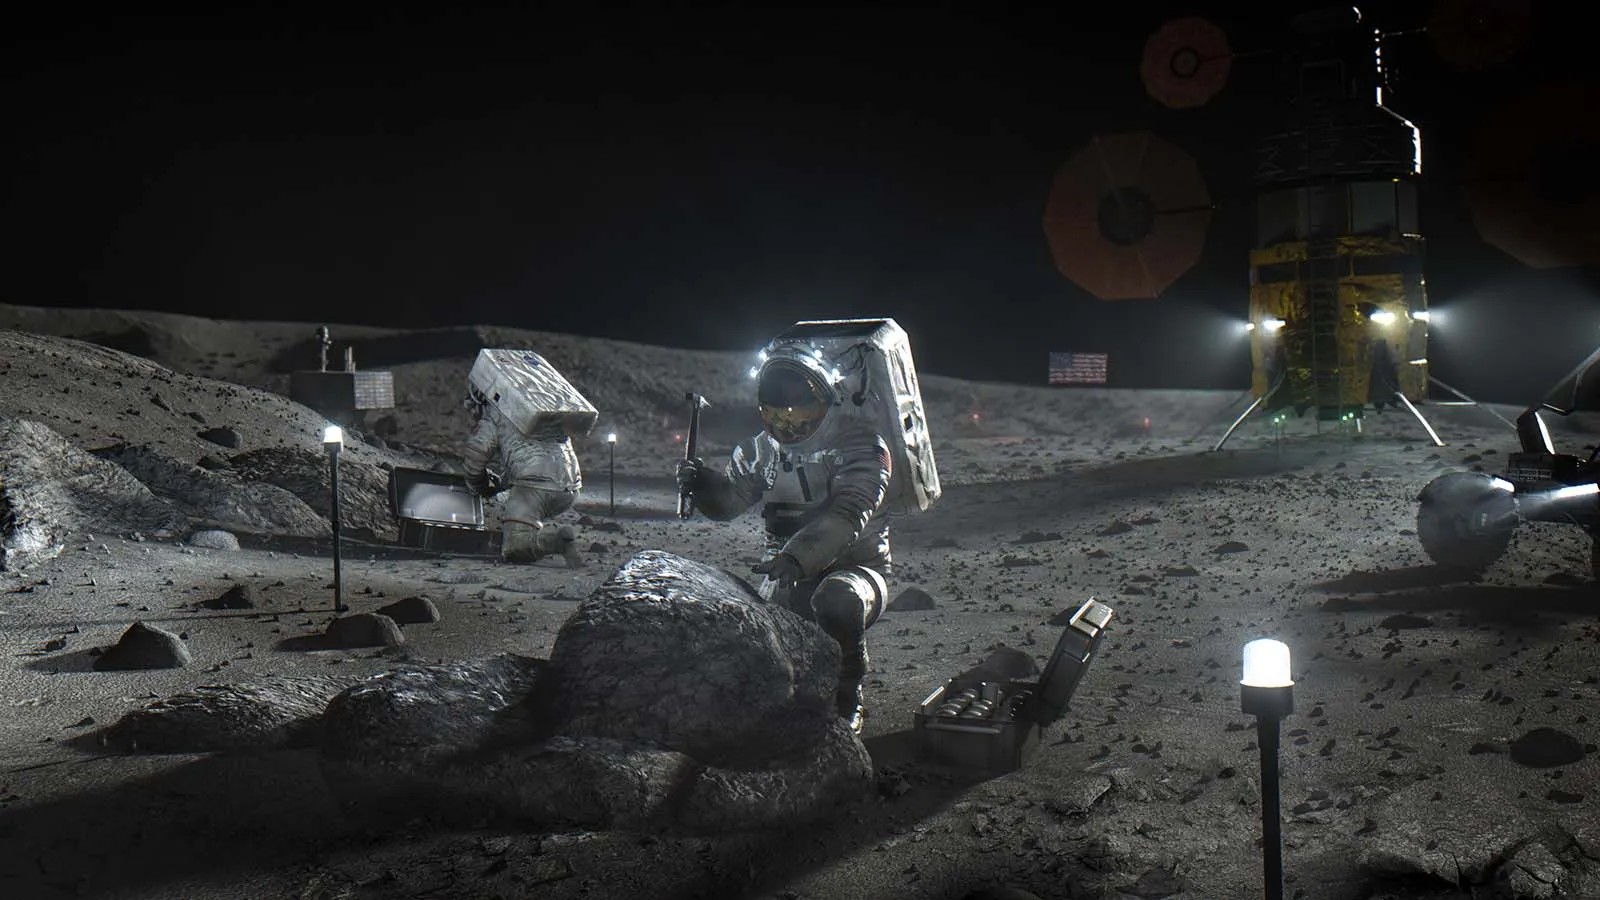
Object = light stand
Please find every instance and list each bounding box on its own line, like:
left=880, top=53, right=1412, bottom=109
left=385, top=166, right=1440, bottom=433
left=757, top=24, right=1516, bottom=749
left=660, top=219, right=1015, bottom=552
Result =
left=323, top=425, right=348, bottom=614
left=1241, top=638, right=1293, bottom=900
left=606, top=432, right=617, bottom=517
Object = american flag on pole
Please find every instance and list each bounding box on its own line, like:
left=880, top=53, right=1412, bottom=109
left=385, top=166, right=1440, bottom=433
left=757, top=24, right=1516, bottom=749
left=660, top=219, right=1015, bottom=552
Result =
left=1048, top=352, right=1108, bottom=385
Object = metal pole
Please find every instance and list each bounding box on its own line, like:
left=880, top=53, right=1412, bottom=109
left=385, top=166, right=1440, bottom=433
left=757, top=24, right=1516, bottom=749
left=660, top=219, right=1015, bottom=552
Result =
left=330, top=450, right=345, bottom=613
left=609, top=441, right=616, bottom=517
left=1258, top=716, right=1284, bottom=900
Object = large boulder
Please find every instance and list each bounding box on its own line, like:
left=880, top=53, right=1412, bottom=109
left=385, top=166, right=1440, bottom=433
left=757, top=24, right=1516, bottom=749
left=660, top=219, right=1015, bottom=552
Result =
left=227, top=446, right=397, bottom=540
left=317, top=550, right=874, bottom=832
left=98, top=674, right=362, bottom=752
left=1, top=417, right=184, bottom=570
left=93, top=442, right=330, bottom=537
left=543, top=549, right=840, bottom=763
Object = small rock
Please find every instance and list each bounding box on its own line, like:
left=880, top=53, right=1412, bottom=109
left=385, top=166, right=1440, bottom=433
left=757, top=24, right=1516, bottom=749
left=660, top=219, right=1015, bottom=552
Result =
left=376, top=596, right=441, bottom=625
left=94, top=622, right=191, bottom=671
left=204, top=584, right=256, bottom=610
left=188, top=530, right=240, bottom=551
left=1509, top=728, right=1586, bottom=768
left=1213, top=541, right=1249, bottom=554
left=886, top=587, right=936, bottom=612
left=324, top=613, right=405, bottom=649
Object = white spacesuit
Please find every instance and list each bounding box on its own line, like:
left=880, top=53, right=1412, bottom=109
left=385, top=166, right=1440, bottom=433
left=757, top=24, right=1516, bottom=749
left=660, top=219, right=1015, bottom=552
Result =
left=676, top=319, right=939, bottom=734
left=463, top=390, right=585, bottom=567
left=461, top=348, right=598, bottom=568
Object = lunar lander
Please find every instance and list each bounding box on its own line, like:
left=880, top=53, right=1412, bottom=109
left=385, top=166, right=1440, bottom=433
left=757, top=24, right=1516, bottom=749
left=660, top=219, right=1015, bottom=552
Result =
left=1043, top=0, right=1538, bottom=451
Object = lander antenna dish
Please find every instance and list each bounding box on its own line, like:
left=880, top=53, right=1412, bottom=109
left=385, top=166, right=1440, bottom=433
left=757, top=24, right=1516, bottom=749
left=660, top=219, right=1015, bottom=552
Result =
left=1042, top=131, right=1213, bottom=300
left=1140, top=16, right=1233, bottom=109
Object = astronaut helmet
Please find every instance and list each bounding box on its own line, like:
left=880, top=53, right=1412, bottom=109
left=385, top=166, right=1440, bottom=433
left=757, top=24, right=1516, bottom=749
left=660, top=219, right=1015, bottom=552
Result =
left=757, top=357, right=836, bottom=445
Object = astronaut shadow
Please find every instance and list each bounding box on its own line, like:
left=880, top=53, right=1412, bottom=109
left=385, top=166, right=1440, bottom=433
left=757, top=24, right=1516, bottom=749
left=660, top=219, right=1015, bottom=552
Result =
left=1311, top=564, right=1472, bottom=594
left=1319, top=582, right=1600, bottom=629
left=0, top=749, right=359, bottom=899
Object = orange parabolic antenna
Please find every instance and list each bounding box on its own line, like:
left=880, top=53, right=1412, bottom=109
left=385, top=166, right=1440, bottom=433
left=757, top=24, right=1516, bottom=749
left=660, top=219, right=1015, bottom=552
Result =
left=1140, top=17, right=1233, bottom=110
left=1042, top=131, right=1213, bottom=300
left=1465, top=81, right=1600, bottom=268
left=1428, top=0, right=1534, bottom=71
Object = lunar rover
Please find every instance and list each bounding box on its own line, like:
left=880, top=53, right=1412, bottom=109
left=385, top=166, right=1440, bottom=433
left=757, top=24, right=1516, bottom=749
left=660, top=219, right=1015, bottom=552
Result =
left=1416, top=344, right=1600, bottom=579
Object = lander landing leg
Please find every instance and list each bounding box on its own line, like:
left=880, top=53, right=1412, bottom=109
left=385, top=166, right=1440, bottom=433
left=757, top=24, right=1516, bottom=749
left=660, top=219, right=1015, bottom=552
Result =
left=1393, top=391, right=1445, bottom=447
left=1212, top=393, right=1267, bottom=452
left=1212, top=376, right=1285, bottom=452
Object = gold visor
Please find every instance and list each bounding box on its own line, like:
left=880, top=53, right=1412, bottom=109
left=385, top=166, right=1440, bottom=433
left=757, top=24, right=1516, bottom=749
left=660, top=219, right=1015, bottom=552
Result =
left=759, top=402, right=827, bottom=444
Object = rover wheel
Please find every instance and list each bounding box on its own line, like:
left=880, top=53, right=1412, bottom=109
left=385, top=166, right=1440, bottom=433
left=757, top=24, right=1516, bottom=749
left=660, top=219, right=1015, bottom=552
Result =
left=1417, top=472, right=1517, bottom=573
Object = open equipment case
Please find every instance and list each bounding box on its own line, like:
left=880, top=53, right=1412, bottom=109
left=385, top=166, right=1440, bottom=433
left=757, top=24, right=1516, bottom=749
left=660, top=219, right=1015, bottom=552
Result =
left=914, top=597, right=1114, bottom=772
left=388, top=467, right=498, bottom=555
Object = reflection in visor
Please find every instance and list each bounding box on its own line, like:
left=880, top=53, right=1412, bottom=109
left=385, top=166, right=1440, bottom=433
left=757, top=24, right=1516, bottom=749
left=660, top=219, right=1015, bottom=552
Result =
left=758, top=360, right=831, bottom=444
left=760, top=402, right=827, bottom=444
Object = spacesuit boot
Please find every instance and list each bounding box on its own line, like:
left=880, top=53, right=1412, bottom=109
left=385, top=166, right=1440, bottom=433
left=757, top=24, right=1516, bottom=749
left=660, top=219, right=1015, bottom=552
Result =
left=534, top=524, right=580, bottom=565
left=836, top=640, right=869, bottom=735
left=502, top=521, right=540, bottom=564
left=558, top=526, right=584, bottom=569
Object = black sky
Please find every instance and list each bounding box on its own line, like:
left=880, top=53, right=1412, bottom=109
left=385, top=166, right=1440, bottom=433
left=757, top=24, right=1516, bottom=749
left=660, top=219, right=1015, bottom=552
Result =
left=4, top=2, right=1596, bottom=405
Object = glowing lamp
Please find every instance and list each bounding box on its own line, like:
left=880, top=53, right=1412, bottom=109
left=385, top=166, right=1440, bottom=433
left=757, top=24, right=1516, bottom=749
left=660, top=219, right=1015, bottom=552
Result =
left=322, top=425, right=343, bottom=449
left=1369, top=309, right=1397, bottom=325
left=1242, top=639, right=1292, bottom=689
left=606, top=432, right=617, bottom=444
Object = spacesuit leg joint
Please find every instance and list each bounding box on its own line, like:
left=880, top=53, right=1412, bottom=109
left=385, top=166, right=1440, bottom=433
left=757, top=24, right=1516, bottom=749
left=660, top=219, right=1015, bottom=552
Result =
left=807, top=566, right=886, bottom=732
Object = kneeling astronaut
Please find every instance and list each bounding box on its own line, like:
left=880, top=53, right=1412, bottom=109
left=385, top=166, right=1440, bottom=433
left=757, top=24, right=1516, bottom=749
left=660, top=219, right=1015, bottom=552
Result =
left=677, top=319, right=940, bottom=733
left=463, top=349, right=598, bottom=567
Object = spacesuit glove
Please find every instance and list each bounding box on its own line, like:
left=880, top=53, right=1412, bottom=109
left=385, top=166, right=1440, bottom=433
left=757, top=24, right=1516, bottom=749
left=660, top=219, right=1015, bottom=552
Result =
left=751, top=552, right=804, bottom=588
left=675, top=458, right=706, bottom=493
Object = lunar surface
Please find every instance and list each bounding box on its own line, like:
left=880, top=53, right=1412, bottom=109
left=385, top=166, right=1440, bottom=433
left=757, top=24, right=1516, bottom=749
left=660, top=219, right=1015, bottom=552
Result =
left=1, top=302, right=1597, bottom=900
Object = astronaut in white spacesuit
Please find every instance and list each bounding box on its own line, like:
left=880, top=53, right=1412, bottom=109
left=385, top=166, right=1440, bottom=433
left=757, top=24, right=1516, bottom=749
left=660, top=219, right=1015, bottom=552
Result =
left=676, top=358, right=894, bottom=734
left=463, top=385, right=585, bottom=568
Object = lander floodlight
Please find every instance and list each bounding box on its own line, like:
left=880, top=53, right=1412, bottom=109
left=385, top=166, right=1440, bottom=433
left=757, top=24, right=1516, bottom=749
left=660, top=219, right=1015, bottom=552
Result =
left=321, top=425, right=348, bottom=613
left=1241, top=638, right=1294, bottom=900
left=1369, top=309, right=1397, bottom=326
left=1411, top=310, right=1431, bottom=323
left=1261, top=316, right=1286, bottom=333
left=606, top=432, right=618, bottom=516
